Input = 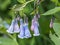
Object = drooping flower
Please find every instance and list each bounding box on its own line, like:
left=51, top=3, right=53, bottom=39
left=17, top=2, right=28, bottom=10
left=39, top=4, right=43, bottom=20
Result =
left=49, top=16, right=55, bottom=28
left=24, top=17, right=31, bottom=38
left=50, top=18, right=53, bottom=28
left=31, top=15, right=40, bottom=36
left=7, top=19, right=15, bottom=34
left=18, top=19, right=25, bottom=39
left=13, top=20, right=20, bottom=33
left=7, top=15, right=20, bottom=34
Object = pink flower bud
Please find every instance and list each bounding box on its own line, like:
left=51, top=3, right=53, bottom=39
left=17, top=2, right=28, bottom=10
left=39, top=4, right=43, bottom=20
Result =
left=49, top=18, right=53, bottom=28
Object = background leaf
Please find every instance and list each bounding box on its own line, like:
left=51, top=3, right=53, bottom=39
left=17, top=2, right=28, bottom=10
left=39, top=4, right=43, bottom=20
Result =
left=42, top=7, right=60, bottom=15
left=0, top=37, right=18, bottom=45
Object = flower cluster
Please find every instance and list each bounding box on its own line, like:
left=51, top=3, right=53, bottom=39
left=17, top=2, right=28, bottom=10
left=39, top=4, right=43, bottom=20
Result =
left=7, top=14, right=40, bottom=39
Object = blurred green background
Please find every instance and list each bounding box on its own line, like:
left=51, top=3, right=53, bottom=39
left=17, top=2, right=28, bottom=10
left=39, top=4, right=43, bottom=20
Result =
left=0, top=0, right=60, bottom=45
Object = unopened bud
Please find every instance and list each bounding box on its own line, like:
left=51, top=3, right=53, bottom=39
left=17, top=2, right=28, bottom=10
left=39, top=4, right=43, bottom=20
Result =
left=49, top=16, right=55, bottom=28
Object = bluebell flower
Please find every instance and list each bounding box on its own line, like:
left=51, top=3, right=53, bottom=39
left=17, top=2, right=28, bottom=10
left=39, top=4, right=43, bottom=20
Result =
left=7, top=20, right=14, bottom=34
left=18, top=19, right=25, bottom=39
left=24, top=17, right=31, bottom=38
left=18, top=17, right=31, bottom=39
left=13, top=20, right=20, bottom=33
left=24, top=23, right=31, bottom=38
left=7, top=19, right=20, bottom=34
left=31, top=16, right=40, bottom=36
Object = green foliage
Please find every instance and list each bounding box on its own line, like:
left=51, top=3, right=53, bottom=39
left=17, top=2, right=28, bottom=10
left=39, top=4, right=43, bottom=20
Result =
left=42, top=7, right=60, bottom=15
left=0, top=0, right=11, bottom=10
left=0, top=0, right=60, bottom=45
left=53, top=22, right=60, bottom=37
left=0, top=37, right=18, bottom=45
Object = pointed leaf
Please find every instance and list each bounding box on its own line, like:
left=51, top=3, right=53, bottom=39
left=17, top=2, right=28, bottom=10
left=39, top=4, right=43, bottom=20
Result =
left=42, top=7, right=60, bottom=15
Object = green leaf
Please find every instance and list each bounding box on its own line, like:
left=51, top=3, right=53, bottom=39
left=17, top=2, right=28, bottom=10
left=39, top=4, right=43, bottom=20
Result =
left=50, top=20, right=60, bottom=45
left=0, top=37, right=18, bottom=45
left=50, top=33, right=60, bottom=45
left=53, top=22, right=60, bottom=36
left=42, top=7, right=60, bottom=15
left=0, top=0, right=11, bottom=10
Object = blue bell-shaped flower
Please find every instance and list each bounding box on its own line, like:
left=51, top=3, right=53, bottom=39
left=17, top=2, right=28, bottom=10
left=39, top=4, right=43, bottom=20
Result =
left=31, top=16, right=40, bottom=36
left=24, top=17, right=31, bottom=38
left=7, top=15, right=20, bottom=34
left=18, top=19, right=25, bottom=39
left=13, top=20, right=20, bottom=33
left=7, top=20, right=15, bottom=34
left=7, top=19, right=20, bottom=34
